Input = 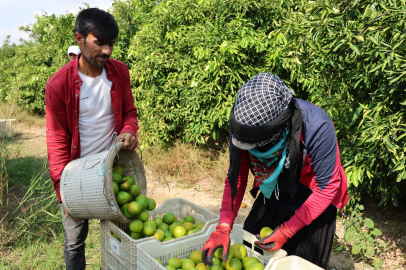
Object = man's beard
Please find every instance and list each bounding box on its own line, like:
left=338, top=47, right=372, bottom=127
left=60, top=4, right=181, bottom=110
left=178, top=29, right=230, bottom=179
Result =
left=81, top=39, right=109, bottom=68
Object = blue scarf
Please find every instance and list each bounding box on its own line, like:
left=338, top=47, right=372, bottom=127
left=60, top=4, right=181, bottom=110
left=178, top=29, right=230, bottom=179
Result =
left=248, top=130, right=289, bottom=199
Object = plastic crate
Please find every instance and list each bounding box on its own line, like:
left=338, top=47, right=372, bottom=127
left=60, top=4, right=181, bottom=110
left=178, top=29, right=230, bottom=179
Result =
left=136, top=223, right=287, bottom=270
left=268, top=255, right=323, bottom=270
left=60, top=141, right=147, bottom=223
left=101, top=198, right=220, bottom=270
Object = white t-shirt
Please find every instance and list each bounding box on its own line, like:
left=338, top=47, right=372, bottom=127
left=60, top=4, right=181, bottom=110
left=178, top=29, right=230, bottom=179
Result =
left=78, top=68, right=116, bottom=157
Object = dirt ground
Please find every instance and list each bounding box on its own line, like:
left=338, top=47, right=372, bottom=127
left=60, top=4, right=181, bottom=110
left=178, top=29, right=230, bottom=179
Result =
left=5, top=122, right=406, bottom=270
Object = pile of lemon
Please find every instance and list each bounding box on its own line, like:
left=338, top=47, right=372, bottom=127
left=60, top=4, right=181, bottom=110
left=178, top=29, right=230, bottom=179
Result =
left=156, top=243, right=264, bottom=270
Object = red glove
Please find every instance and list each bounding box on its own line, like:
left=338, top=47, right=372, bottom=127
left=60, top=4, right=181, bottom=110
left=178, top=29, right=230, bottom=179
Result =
left=202, top=225, right=231, bottom=266
left=254, top=222, right=294, bottom=251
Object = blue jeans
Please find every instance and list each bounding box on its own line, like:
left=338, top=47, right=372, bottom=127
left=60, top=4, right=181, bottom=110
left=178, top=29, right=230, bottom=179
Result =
left=60, top=204, right=89, bottom=270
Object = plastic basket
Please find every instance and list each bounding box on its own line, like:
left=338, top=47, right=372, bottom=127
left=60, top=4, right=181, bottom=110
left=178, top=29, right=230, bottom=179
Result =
left=101, top=198, right=220, bottom=270
left=136, top=223, right=287, bottom=270
left=268, top=255, right=323, bottom=270
left=60, top=141, right=147, bottom=223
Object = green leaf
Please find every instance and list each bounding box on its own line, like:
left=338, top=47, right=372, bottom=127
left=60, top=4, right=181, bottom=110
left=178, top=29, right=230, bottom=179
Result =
left=364, top=218, right=374, bottom=229
left=349, top=43, right=361, bottom=55
left=365, top=245, right=375, bottom=258
left=344, top=230, right=356, bottom=243
left=400, top=100, right=406, bottom=106
left=360, top=241, right=367, bottom=250
left=352, top=243, right=361, bottom=255
left=372, top=258, right=383, bottom=269
left=371, top=228, right=382, bottom=236
left=392, top=192, right=399, bottom=207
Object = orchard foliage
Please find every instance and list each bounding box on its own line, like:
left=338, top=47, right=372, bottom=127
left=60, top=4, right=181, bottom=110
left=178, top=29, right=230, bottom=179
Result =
left=1, top=0, right=406, bottom=205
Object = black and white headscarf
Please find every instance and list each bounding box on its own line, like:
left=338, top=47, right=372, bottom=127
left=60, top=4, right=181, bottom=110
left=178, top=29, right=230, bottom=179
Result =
left=228, top=73, right=302, bottom=209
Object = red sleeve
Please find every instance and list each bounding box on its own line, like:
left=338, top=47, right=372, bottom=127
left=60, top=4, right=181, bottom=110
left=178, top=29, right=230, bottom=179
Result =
left=45, top=83, right=71, bottom=202
left=120, top=68, right=139, bottom=136
left=219, top=150, right=250, bottom=227
left=287, top=138, right=342, bottom=234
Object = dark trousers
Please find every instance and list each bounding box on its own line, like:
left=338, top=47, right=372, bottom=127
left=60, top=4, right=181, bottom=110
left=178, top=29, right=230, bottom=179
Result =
left=60, top=204, right=89, bottom=270
left=243, top=193, right=336, bottom=269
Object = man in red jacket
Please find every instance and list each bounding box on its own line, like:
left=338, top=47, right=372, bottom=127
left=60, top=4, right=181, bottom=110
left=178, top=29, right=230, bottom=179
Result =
left=45, top=8, right=139, bottom=270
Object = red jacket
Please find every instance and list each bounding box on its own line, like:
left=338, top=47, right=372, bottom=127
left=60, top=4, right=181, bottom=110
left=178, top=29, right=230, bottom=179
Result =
left=45, top=55, right=139, bottom=202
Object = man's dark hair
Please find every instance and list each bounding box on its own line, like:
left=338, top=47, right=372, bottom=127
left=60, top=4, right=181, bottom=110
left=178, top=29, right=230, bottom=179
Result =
left=75, top=8, right=119, bottom=43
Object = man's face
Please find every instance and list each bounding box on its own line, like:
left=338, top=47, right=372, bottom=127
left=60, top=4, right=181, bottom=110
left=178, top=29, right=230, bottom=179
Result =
left=68, top=53, right=77, bottom=61
left=80, top=33, right=115, bottom=68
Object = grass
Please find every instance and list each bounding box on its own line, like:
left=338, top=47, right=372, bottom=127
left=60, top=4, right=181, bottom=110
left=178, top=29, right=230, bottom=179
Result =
left=0, top=101, right=45, bottom=128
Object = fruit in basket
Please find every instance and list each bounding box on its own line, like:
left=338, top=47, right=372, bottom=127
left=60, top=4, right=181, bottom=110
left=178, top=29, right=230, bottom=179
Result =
left=169, top=222, right=181, bottom=233
left=137, top=210, right=149, bottom=222
left=181, top=258, right=195, bottom=269
left=248, top=262, right=264, bottom=270
left=174, top=226, right=187, bottom=238
left=153, top=229, right=165, bottom=241
left=212, top=265, right=224, bottom=270
left=113, top=182, right=119, bottom=195
left=187, top=229, right=201, bottom=235
left=190, top=251, right=202, bottom=264
left=164, top=230, right=174, bottom=238
left=155, top=258, right=163, bottom=265
left=259, top=227, right=273, bottom=239
left=129, top=219, right=143, bottom=233
left=163, top=212, right=176, bottom=224
left=231, top=243, right=247, bottom=260
left=120, top=204, right=133, bottom=219
left=213, top=258, right=222, bottom=265
left=123, top=175, right=135, bottom=185
left=116, top=191, right=131, bottom=205
left=195, top=222, right=205, bottom=230
left=111, top=232, right=121, bottom=241
left=215, top=247, right=234, bottom=260
left=162, top=237, right=174, bottom=242
left=222, top=260, right=227, bottom=268
left=195, top=263, right=207, bottom=270
left=168, top=257, right=182, bottom=269
left=165, top=266, right=176, bottom=270
left=143, top=220, right=157, bottom=236
left=130, top=231, right=144, bottom=239
left=119, top=180, right=131, bottom=192
left=113, top=165, right=123, bottom=175
left=147, top=198, right=157, bottom=211
left=136, top=195, right=149, bottom=210
left=225, top=258, right=242, bottom=270
left=154, top=217, right=163, bottom=226
left=182, top=222, right=194, bottom=232
left=242, top=257, right=261, bottom=270
left=127, top=201, right=143, bottom=216
left=129, top=184, right=140, bottom=197
left=158, top=223, right=169, bottom=231
left=112, top=172, right=122, bottom=183
left=184, top=215, right=195, bottom=224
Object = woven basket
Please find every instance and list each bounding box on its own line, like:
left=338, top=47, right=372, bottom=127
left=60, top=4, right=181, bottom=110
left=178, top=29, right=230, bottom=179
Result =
left=60, top=142, right=146, bottom=223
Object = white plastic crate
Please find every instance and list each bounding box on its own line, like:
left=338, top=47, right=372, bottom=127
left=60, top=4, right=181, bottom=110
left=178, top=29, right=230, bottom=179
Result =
left=268, top=255, right=323, bottom=270
left=136, top=223, right=288, bottom=270
left=60, top=141, right=147, bottom=223
left=101, top=198, right=220, bottom=270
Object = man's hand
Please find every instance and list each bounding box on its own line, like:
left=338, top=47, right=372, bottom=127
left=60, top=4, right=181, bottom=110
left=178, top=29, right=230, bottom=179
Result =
left=62, top=204, right=86, bottom=222
left=117, top=132, right=139, bottom=152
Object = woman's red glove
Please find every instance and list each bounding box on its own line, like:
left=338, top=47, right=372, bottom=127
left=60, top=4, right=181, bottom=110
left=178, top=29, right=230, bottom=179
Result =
left=254, top=222, right=294, bottom=251
left=202, top=225, right=232, bottom=266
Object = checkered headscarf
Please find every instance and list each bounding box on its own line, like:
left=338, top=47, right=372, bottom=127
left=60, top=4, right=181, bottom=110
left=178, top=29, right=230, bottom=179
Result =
left=233, top=73, right=294, bottom=167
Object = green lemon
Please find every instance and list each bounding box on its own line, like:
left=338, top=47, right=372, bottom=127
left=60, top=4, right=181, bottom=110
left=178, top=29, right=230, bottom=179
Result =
left=168, top=257, right=181, bottom=269
left=123, top=175, right=135, bottom=185
left=143, top=220, right=157, bottom=236
left=248, top=262, right=264, bottom=270
left=155, top=258, right=163, bottom=265
left=129, top=231, right=144, bottom=239
left=112, top=171, right=122, bottom=183
left=129, top=184, right=141, bottom=198
left=163, top=230, right=174, bottom=238
left=116, top=191, right=130, bottom=205
left=120, top=204, right=133, bottom=219
left=158, top=223, right=169, bottom=231
left=119, top=181, right=131, bottom=192
left=183, top=215, right=195, bottom=224
left=189, top=250, right=202, bottom=264
left=127, top=201, right=143, bottom=216
left=154, top=217, right=163, bottom=226
left=181, top=258, right=195, bottom=270
left=147, top=198, right=156, bottom=211
left=113, top=182, right=119, bottom=195
left=163, top=212, right=176, bottom=224
left=225, top=258, right=242, bottom=270
left=153, top=229, right=165, bottom=241
left=137, top=210, right=149, bottom=222
left=231, top=243, right=247, bottom=260
left=136, top=195, right=148, bottom=210
left=129, top=219, right=143, bottom=233
left=173, top=226, right=187, bottom=238
left=165, top=266, right=176, bottom=270
left=112, top=165, right=123, bottom=175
